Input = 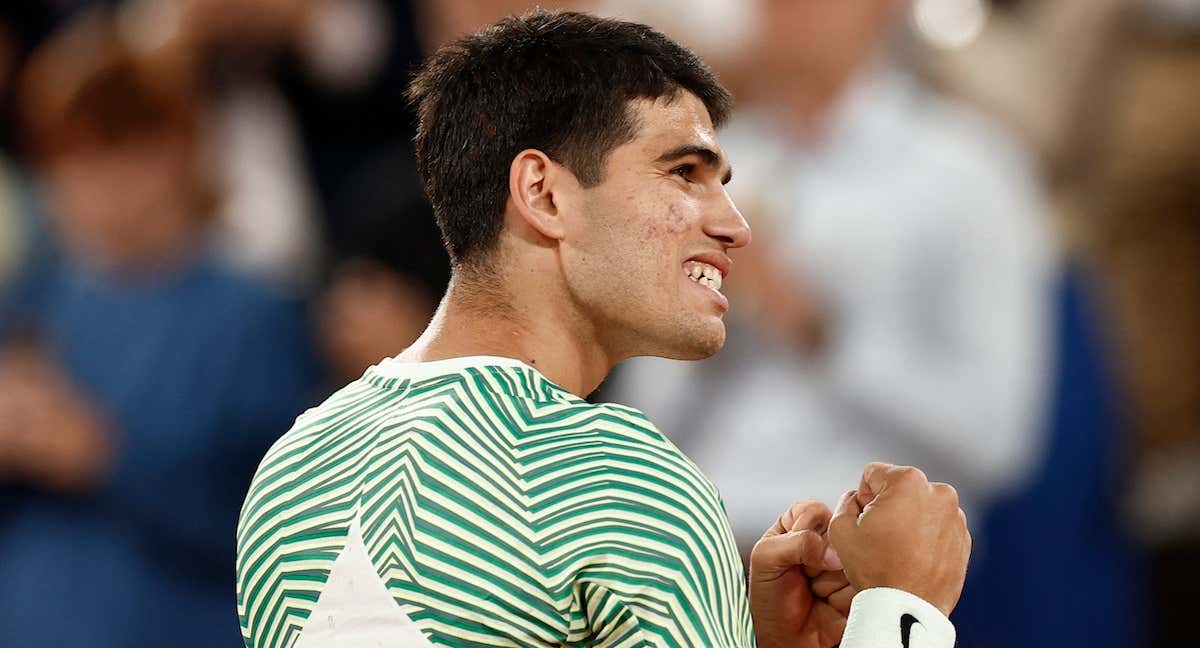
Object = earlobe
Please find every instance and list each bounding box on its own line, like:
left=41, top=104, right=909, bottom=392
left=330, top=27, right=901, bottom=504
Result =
left=509, top=149, right=566, bottom=241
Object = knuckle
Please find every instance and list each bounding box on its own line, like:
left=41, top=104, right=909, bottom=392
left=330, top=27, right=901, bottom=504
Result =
left=933, top=482, right=960, bottom=506
left=865, top=461, right=893, bottom=474
left=893, top=466, right=927, bottom=487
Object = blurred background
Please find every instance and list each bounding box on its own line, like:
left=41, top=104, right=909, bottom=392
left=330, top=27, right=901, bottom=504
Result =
left=0, top=0, right=1195, bottom=646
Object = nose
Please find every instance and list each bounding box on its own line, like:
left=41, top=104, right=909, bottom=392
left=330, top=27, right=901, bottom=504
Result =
left=703, top=189, right=752, bottom=250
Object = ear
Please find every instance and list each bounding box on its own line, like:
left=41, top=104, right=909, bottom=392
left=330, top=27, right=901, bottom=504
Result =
left=508, top=149, right=571, bottom=242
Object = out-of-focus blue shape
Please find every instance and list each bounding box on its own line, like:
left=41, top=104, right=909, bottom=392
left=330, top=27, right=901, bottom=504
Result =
left=953, top=264, right=1148, bottom=648
left=0, top=253, right=326, bottom=647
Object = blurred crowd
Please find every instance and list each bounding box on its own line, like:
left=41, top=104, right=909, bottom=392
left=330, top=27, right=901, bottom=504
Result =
left=0, top=1, right=1196, bottom=647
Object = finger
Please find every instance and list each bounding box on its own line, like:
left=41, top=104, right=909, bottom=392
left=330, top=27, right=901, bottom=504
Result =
left=763, top=499, right=832, bottom=539
left=827, top=584, right=857, bottom=615
left=801, top=523, right=840, bottom=573
left=860, top=463, right=929, bottom=507
left=804, top=540, right=843, bottom=576
left=857, top=462, right=893, bottom=507
left=832, top=489, right=861, bottom=521
left=787, top=501, right=833, bottom=535
left=750, top=529, right=828, bottom=577
left=811, top=569, right=849, bottom=599
left=822, top=541, right=843, bottom=570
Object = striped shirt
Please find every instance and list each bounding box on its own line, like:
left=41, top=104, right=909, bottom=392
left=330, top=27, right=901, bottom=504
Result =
left=236, top=356, right=754, bottom=647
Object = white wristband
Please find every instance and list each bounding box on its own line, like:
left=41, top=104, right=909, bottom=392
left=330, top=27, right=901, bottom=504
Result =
left=839, top=588, right=956, bottom=648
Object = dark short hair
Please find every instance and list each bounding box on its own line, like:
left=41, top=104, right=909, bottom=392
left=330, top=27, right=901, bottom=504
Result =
left=408, top=10, right=732, bottom=267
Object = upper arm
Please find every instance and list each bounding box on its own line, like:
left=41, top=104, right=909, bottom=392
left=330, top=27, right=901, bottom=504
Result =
left=559, top=429, right=753, bottom=647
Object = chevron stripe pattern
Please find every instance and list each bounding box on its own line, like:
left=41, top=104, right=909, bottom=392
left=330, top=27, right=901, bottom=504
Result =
left=236, top=357, right=753, bottom=647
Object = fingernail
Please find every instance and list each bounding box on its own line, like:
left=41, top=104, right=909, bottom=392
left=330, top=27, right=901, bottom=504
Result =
left=823, top=544, right=843, bottom=570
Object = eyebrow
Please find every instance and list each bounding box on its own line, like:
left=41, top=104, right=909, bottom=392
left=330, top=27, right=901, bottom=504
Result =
left=655, top=144, right=734, bottom=185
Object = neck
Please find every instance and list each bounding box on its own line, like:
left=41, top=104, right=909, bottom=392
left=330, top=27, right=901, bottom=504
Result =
left=396, top=271, right=616, bottom=398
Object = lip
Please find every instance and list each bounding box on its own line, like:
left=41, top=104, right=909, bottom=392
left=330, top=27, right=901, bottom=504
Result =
left=684, top=251, right=733, bottom=279
left=687, top=276, right=730, bottom=312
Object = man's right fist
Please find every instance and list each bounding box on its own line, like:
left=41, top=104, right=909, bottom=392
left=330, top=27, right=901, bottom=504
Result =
left=827, top=462, right=971, bottom=616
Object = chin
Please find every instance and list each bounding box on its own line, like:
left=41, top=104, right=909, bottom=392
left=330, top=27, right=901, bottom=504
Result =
left=660, top=320, right=726, bottom=361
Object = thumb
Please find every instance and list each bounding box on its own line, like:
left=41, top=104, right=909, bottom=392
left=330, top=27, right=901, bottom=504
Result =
left=828, top=489, right=862, bottom=552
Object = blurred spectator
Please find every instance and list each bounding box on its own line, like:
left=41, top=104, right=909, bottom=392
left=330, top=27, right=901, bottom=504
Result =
left=94, top=0, right=455, bottom=382
left=608, top=0, right=1057, bottom=546
left=0, top=11, right=323, bottom=646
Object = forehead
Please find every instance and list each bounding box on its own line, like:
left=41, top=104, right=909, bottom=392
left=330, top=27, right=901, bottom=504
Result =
left=622, top=92, right=724, bottom=160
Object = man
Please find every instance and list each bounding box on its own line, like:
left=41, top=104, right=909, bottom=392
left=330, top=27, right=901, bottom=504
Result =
left=236, top=10, right=969, bottom=648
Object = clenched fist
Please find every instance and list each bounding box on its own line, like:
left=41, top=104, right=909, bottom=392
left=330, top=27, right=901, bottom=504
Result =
left=828, top=462, right=972, bottom=616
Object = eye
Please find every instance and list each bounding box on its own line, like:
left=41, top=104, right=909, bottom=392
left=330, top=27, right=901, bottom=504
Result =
left=671, top=164, right=695, bottom=182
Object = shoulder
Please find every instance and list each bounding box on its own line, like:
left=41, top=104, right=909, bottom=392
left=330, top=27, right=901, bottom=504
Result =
left=538, top=400, right=731, bottom=552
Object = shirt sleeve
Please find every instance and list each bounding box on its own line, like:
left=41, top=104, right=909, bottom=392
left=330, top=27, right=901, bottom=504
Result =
left=569, top=541, right=751, bottom=648
left=561, top=412, right=755, bottom=647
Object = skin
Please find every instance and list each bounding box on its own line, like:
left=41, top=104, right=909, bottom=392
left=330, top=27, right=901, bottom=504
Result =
left=751, top=500, right=855, bottom=648
left=829, top=463, right=972, bottom=617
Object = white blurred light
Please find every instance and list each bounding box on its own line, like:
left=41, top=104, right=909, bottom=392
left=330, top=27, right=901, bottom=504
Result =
left=912, top=0, right=990, bottom=50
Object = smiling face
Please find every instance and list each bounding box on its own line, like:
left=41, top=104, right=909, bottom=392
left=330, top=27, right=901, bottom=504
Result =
left=558, top=91, right=751, bottom=361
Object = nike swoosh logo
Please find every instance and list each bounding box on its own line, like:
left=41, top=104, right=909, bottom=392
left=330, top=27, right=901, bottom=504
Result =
left=900, top=613, right=922, bottom=648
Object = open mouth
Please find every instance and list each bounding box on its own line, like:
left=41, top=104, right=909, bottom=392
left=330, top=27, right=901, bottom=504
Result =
left=683, top=260, right=723, bottom=293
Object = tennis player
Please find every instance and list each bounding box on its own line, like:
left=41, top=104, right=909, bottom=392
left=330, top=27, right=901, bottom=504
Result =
left=236, top=10, right=969, bottom=647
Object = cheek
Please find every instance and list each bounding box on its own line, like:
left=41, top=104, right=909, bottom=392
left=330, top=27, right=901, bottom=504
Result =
left=640, top=201, right=692, bottom=240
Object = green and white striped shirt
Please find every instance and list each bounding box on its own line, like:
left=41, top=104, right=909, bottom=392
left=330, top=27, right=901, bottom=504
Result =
left=236, top=356, right=754, bottom=647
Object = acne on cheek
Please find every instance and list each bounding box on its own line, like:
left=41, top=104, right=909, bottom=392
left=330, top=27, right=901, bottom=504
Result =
left=664, top=203, right=690, bottom=234
left=642, top=203, right=690, bottom=239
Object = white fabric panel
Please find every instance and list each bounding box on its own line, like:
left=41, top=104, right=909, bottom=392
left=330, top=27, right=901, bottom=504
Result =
left=295, top=517, right=433, bottom=648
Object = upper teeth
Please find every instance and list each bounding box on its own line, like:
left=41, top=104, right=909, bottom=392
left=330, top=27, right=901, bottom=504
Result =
left=684, top=261, right=723, bottom=292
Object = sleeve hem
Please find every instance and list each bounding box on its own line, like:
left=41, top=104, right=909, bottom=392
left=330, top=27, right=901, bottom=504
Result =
left=840, top=587, right=956, bottom=648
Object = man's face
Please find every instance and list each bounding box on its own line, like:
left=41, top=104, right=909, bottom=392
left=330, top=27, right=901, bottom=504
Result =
left=558, top=92, right=750, bottom=361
